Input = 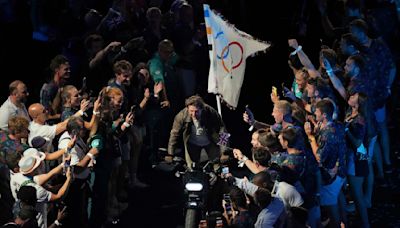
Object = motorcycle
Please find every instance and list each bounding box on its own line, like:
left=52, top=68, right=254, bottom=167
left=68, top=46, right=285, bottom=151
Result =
left=156, top=155, right=221, bottom=228
left=183, top=159, right=220, bottom=228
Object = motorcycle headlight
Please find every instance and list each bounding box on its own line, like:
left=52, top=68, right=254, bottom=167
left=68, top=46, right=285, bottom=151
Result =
left=185, top=183, right=203, bottom=191
left=189, top=202, right=198, bottom=207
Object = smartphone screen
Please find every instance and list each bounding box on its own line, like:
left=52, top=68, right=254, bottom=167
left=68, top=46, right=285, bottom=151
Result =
left=223, top=194, right=232, bottom=211
left=222, top=167, right=229, bottom=175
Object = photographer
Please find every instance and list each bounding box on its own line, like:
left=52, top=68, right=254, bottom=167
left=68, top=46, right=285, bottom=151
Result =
left=58, top=116, right=100, bottom=227
left=60, top=85, right=99, bottom=129
left=233, top=147, right=271, bottom=175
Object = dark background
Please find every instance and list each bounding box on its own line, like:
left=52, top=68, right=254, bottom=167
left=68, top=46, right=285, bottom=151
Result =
left=1, top=1, right=400, bottom=227
left=0, top=0, right=300, bottom=152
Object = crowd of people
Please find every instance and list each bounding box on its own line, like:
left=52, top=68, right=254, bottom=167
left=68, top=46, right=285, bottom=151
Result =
left=0, top=0, right=399, bottom=228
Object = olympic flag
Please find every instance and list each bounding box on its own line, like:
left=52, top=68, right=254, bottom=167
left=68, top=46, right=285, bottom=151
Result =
left=204, top=4, right=270, bottom=109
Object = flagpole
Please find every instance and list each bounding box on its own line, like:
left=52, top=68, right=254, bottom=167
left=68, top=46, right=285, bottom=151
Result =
left=216, top=95, right=222, bottom=117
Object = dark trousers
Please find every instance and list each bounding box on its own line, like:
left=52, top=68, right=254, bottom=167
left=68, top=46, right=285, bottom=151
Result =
left=186, top=142, right=219, bottom=163
left=64, top=178, right=89, bottom=228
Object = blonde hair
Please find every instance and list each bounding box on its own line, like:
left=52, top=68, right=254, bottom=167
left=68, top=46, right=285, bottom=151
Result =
left=274, top=100, right=292, bottom=116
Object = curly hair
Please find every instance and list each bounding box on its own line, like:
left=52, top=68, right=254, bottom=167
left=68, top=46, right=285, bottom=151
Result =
left=8, top=116, right=29, bottom=135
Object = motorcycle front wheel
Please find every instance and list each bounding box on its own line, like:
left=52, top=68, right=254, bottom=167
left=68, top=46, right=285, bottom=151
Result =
left=185, top=208, right=197, bottom=228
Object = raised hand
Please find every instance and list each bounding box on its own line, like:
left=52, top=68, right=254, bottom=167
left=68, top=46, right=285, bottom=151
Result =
left=322, top=58, right=332, bottom=72
left=80, top=99, right=90, bottom=112
left=233, top=149, right=243, bottom=160
left=93, top=97, right=101, bottom=112
left=243, top=112, right=250, bottom=123
left=245, top=106, right=255, bottom=125
left=56, top=206, right=68, bottom=222
left=270, top=92, right=280, bottom=104
left=125, top=112, right=134, bottom=125
left=67, top=135, right=77, bottom=149
left=304, top=121, right=313, bottom=136
left=160, top=100, right=170, bottom=108
left=144, top=88, right=151, bottom=99
left=105, top=41, right=121, bottom=52
left=307, top=115, right=317, bottom=126
left=283, top=86, right=296, bottom=100
left=154, top=82, right=163, bottom=95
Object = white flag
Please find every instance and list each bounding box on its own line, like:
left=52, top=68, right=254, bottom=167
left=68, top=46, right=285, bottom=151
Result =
left=203, top=4, right=270, bottom=109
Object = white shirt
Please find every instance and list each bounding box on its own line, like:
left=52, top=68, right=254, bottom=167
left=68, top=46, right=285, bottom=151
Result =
left=10, top=171, right=51, bottom=228
left=236, top=178, right=304, bottom=209
left=58, top=132, right=90, bottom=179
left=28, top=121, right=56, bottom=146
left=275, top=182, right=304, bottom=209
left=0, top=97, right=30, bottom=131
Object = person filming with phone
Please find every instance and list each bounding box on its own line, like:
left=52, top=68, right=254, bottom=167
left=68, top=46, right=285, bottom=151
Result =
left=222, top=187, right=255, bottom=228
left=57, top=116, right=100, bottom=227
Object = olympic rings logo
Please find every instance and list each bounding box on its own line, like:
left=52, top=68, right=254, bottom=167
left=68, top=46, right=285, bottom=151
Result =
left=211, top=22, right=244, bottom=73
left=219, top=41, right=244, bottom=73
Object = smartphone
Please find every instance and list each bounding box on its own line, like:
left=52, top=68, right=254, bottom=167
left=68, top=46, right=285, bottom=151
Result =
left=223, top=193, right=231, bottom=202
left=89, top=97, right=97, bottom=103
left=222, top=166, right=229, bottom=176
left=272, top=86, right=278, bottom=97
left=245, top=105, right=254, bottom=120
left=281, top=83, right=286, bottom=96
left=223, top=194, right=232, bottom=212
left=129, top=105, right=136, bottom=115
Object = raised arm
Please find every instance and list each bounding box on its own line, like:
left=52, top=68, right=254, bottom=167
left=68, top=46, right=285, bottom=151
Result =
left=35, top=163, right=63, bottom=186
left=50, top=168, right=72, bottom=201
left=324, top=58, right=347, bottom=100
left=89, top=41, right=121, bottom=68
left=288, top=39, right=321, bottom=78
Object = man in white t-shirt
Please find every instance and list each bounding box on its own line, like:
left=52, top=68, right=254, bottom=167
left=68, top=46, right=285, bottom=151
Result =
left=58, top=116, right=99, bottom=227
left=27, top=102, right=87, bottom=146
left=10, top=152, right=72, bottom=228
left=234, top=170, right=303, bottom=209
left=0, top=80, right=30, bottom=131
left=58, top=116, right=98, bottom=179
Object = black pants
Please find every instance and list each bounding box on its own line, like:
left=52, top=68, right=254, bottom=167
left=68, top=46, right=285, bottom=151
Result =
left=186, top=142, right=219, bottom=163
left=64, top=178, right=89, bottom=228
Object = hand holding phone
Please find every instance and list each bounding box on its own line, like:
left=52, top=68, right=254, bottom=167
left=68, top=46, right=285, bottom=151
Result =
left=129, top=105, right=136, bottom=116
left=245, top=105, right=255, bottom=126
left=271, top=86, right=280, bottom=104
left=222, top=166, right=229, bottom=178
left=223, top=194, right=232, bottom=214
left=272, top=86, right=278, bottom=97
left=282, top=85, right=296, bottom=101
